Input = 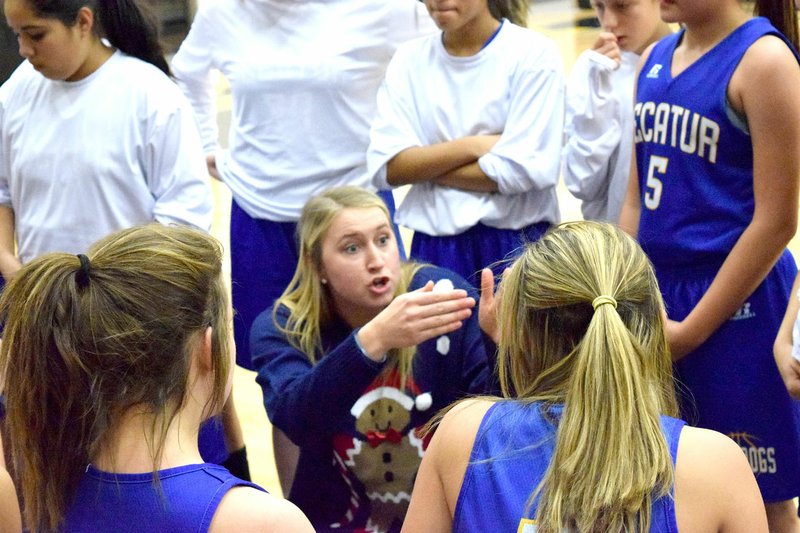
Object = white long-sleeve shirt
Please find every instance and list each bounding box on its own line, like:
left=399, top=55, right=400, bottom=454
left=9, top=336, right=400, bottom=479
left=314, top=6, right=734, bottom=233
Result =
left=368, top=21, right=564, bottom=236
left=171, top=0, right=434, bottom=222
left=563, top=49, right=638, bottom=223
left=0, top=51, right=212, bottom=263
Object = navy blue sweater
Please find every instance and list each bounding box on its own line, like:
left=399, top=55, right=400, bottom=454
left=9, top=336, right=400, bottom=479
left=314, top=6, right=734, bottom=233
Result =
left=250, top=266, right=493, bottom=531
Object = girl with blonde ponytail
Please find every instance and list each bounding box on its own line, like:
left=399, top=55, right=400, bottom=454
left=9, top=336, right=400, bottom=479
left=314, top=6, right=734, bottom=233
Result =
left=403, top=221, right=767, bottom=532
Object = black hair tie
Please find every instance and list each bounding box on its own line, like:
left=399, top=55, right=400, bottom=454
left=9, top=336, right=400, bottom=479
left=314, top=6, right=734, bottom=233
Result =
left=75, top=254, right=91, bottom=289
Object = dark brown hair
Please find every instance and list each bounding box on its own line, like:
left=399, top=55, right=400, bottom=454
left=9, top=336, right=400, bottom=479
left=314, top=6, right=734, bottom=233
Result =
left=26, top=0, right=170, bottom=75
left=0, top=224, right=231, bottom=530
left=754, top=0, right=799, bottom=51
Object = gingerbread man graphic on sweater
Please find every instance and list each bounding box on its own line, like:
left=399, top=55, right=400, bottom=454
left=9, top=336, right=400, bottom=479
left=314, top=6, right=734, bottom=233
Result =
left=333, top=374, right=432, bottom=532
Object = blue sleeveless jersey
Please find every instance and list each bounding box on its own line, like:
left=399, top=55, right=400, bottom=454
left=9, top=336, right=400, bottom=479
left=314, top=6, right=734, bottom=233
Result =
left=60, top=463, right=265, bottom=532
left=453, top=401, right=685, bottom=532
left=634, top=18, right=799, bottom=270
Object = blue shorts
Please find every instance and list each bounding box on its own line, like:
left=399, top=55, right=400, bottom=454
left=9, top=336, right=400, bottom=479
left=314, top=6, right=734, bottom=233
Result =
left=659, top=252, right=800, bottom=501
left=230, top=200, right=299, bottom=370
left=230, top=191, right=402, bottom=370
left=410, top=221, right=550, bottom=287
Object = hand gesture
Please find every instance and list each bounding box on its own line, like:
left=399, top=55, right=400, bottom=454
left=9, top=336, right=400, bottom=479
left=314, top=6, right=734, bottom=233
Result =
left=357, top=281, right=475, bottom=361
left=479, top=268, right=509, bottom=344
left=592, top=32, right=621, bottom=67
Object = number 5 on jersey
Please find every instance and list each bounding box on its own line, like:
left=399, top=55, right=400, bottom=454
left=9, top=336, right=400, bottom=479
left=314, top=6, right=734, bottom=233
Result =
left=644, top=156, right=668, bottom=210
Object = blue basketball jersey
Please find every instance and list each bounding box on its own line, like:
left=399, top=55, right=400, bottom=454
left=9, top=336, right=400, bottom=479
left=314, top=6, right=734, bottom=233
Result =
left=60, top=463, right=265, bottom=532
left=634, top=18, right=799, bottom=270
left=452, top=401, right=684, bottom=532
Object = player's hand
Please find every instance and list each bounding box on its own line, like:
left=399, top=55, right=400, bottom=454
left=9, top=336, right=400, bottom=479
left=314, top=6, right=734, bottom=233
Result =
left=774, top=343, right=800, bottom=400
left=665, top=318, right=702, bottom=361
left=206, top=153, right=221, bottom=181
left=592, top=32, right=621, bottom=67
left=357, top=281, right=475, bottom=361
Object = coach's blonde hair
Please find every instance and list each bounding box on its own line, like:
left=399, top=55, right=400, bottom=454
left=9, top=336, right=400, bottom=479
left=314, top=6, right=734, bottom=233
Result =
left=496, top=221, right=678, bottom=532
left=0, top=224, right=231, bottom=531
left=275, top=186, right=421, bottom=383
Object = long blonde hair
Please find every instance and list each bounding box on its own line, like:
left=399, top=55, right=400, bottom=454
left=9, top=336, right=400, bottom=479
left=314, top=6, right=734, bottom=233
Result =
left=496, top=221, right=678, bottom=532
left=275, top=186, right=421, bottom=383
left=0, top=224, right=231, bottom=531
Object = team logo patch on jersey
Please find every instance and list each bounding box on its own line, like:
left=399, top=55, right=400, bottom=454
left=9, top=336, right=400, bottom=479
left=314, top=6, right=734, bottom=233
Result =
left=646, top=64, right=663, bottom=79
left=730, top=302, right=756, bottom=321
left=729, top=432, right=777, bottom=474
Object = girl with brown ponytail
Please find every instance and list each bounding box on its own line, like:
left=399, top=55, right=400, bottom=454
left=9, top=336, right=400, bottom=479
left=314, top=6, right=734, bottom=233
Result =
left=0, top=225, right=313, bottom=532
left=403, top=222, right=766, bottom=532
left=0, top=0, right=249, bottom=482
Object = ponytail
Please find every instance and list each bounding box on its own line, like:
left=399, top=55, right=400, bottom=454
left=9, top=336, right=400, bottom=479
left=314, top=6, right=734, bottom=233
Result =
left=0, top=225, right=230, bottom=530
left=754, top=0, right=799, bottom=52
left=533, top=299, right=672, bottom=532
left=96, top=0, right=171, bottom=76
left=0, top=256, right=100, bottom=531
left=26, top=0, right=170, bottom=76
left=496, top=222, right=678, bottom=532
left=488, top=0, right=529, bottom=26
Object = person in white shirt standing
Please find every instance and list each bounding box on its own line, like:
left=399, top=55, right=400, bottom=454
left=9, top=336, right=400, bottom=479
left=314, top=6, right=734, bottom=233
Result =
left=368, top=0, right=563, bottom=287
left=562, top=0, right=671, bottom=222
left=0, top=0, right=253, bottom=484
left=171, top=0, right=435, bottom=496
left=0, top=0, right=212, bottom=275
left=171, top=0, right=434, bottom=373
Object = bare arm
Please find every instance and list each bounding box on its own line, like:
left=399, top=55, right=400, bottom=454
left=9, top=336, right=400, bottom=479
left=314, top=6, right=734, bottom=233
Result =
left=774, top=273, right=800, bottom=399
left=434, top=162, right=499, bottom=193
left=401, top=399, right=493, bottom=533
left=618, top=146, right=641, bottom=237
left=386, top=135, right=500, bottom=187
left=0, top=207, right=20, bottom=282
left=0, top=468, right=20, bottom=533
left=667, top=36, right=800, bottom=359
left=674, top=426, right=767, bottom=532
left=210, top=486, right=314, bottom=532
left=0, top=432, right=20, bottom=533
left=617, top=45, right=654, bottom=238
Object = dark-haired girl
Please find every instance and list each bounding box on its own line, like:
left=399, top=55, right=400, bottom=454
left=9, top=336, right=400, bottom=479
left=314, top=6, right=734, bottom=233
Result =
left=0, top=0, right=212, bottom=277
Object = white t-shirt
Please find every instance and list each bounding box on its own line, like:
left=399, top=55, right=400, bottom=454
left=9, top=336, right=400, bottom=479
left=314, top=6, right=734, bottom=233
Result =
left=368, top=21, right=564, bottom=236
left=0, top=51, right=212, bottom=263
left=563, top=49, right=638, bottom=223
left=171, top=0, right=434, bottom=222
